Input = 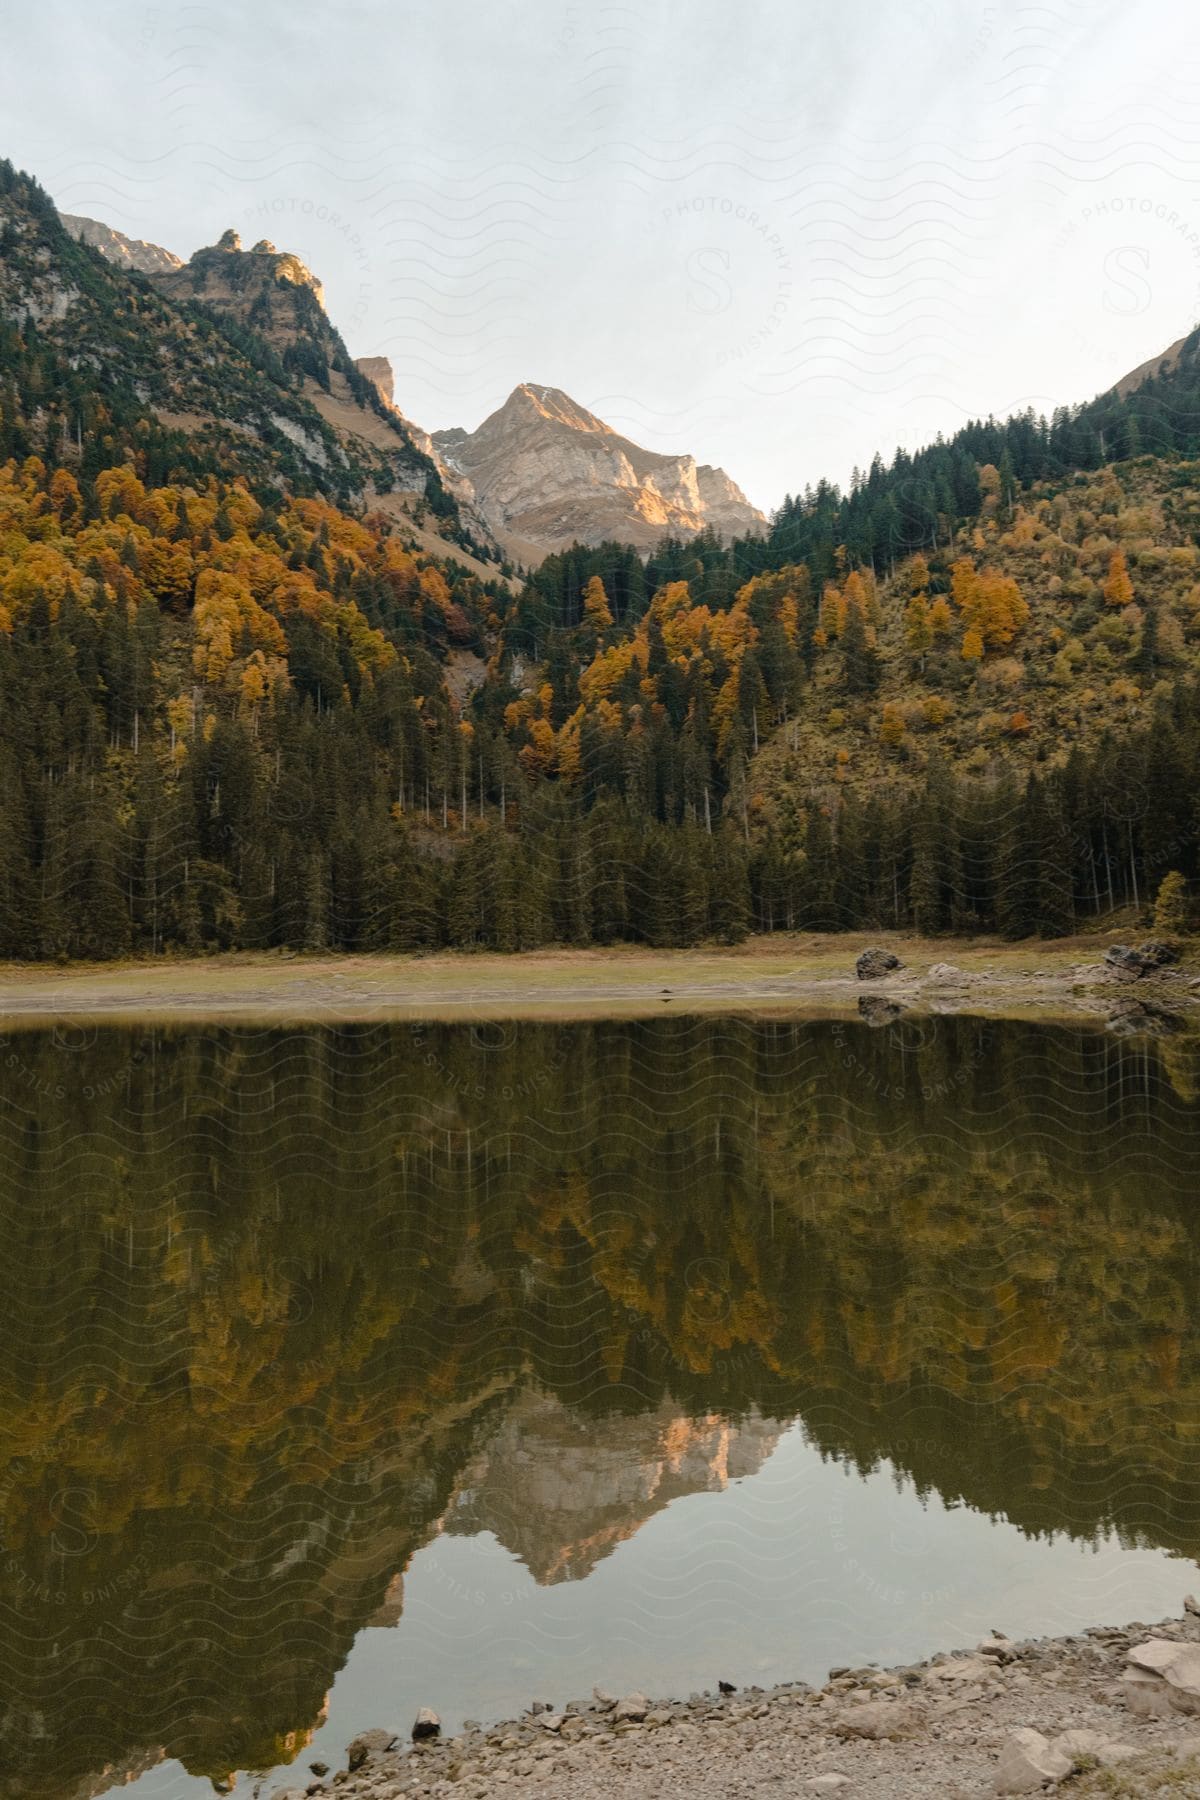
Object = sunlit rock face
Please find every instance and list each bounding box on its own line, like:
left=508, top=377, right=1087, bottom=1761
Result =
left=61, top=213, right=183, bottom=275
left=444, top=1386, right=783, bottom=1582
left=433, top=383, right=766, bottom=561
left=151, top=231, right=326, bottom=320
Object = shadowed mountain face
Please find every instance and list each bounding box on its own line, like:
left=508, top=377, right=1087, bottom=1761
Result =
left=433, top=383, right=766, bottom=560
left=1, top=1014, right=1199, bottom=1798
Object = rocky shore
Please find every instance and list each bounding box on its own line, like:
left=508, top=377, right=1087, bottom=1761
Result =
left=266, top=1605, right=1200, bottom=1799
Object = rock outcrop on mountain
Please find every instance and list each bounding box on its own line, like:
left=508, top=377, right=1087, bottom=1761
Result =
left=150, top=228, right=327, bottom=344
left=444, top=1388, right=782, bottom=1583
left=1114, top=326, right=1200, bottom=398
left=142, top=233, right=494, bottom=537
left=355, top=356, right=396, bottom=406
left=60, top=212, right=182, bottom=275
left=433, top=384, right=766, bottom=562
left=6, top=186, right=498, bottom=563
left=356, top=355, right=465, bottom=484
left=354, top=354, right=493, bottom=542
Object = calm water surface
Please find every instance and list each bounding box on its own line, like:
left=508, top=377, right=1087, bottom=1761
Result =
left=1, top=1014, right=1198, bottom=1798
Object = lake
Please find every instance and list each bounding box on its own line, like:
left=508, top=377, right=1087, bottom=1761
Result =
left=1, top=1012, right=1198, bottom=1799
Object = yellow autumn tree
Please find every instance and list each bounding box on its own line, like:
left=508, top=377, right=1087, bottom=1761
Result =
left=556, top=714, right=583, bottom=784
left=1104, top=548, right=1134, bottom=608
left=49, top=468, right=81, bottom=520
left=880, top=703, right=906, bottom=748
left=843, top=569, right=872, bottom=628
left=239, top=653, right=269, bottom=715
left=519, top=717, right=556, bottom=778
left=819, top=583, right=842, bottom=641
left=929, top=597, right=954, bottom=641
left=904, top=593, right=932, bottom=661
left=978, top=463, right=1001, bottom=512
left=950, top=556, right=1029, bottom=648
left=582, top=574, right=613, bottom=632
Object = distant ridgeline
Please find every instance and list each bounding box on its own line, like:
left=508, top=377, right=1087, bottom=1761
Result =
left=3, top=154, right=1200, bottom=954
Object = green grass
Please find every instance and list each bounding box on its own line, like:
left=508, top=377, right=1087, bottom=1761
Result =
left=1065, top=1751, right=1200, bottom=1795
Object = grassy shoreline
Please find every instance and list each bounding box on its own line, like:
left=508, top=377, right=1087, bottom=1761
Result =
left=0, top=931, right=1195, bottom=1027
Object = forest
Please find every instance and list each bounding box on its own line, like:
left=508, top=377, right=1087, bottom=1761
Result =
left=2, top=156, right=1199, bottom=958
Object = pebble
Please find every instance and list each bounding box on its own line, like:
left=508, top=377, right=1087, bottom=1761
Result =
left=324, top=1606, right=1200, bottom=1800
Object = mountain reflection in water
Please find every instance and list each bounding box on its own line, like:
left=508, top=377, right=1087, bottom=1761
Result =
left=1, top=1015, right=1198, bottom=1798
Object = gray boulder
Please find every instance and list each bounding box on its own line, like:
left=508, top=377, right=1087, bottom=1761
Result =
left=346, top=1729, right=396, bottom=1770
left=856, top=947, right=903, bottom=980
left=858, top=994, right=903, bottom=1027
left=1106, top=998, right=1185, bottom=1038
left=992, top=1727, right=1072, bottom=1792
left=1136, top=939, right=1181, bottom=966
left=834, top=1698, right=920, bottom=1739
left=1124, top=1640, right=1200, bottom=1716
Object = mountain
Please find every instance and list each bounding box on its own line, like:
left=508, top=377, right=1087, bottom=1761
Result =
left=5, top=150, right=1200, bottom=958
left=141, top=227, right=461, bottom=522
left=0, top=181, right=448, bottom=514
left=1114, top=329, right=1197, bottom=398
left=432, top=382, right=766, bottom=562
left=61, top=212, right=182, bottom=274
left=353, top=353, right=497, bottom=553
left=57, top=208, right=762, bottom=568
left=50, top=207, right=501, bottom=565
left=444, top=1388, right=782, bottom=1583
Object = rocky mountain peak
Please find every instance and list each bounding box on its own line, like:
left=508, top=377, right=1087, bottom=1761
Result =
left=499, top=383, right=615, bottom=436
left=178, top=233, right=325, bottom=310
left=432, top=384, right=765, bottom=562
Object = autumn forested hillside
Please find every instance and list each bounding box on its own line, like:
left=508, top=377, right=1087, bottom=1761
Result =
left=2, top=152, right=1200, bottom=956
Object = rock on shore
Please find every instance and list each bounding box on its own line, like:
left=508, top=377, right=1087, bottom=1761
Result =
left=270, top=1606, right=1200, bottom=1799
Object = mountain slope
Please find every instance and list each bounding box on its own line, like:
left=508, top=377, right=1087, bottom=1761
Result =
left=0, top=175, right=421, bottom=510
left=145, top=228, right=449, bottom=506
left=4, top=151, right=1200, bottom=956
left=353, top=352, right=500, bottom=555
left=37, top=197, right=496, bottom=561
left=749, top=454, right=1200, bottom=816
left=1114, top=330, right=1198, bottom=398
left=433, top=382, right=765, bottom=561
left=61, top=211, right=182, bottom=274
left=0, top=158, right=526, bottom=958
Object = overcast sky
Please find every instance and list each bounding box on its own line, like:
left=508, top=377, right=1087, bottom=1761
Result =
left=7, top=0, right=1200, bottom=510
